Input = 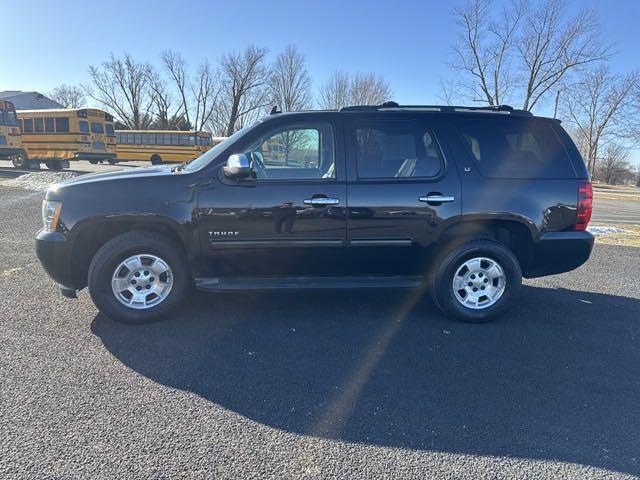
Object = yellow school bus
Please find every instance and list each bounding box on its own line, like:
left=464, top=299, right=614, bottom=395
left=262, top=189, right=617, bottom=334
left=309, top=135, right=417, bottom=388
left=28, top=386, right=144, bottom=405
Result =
left=17, top=108, right=116, bottom=170
left=115, top=130, right=221, bottom=164
left=0, top=100, right=27, bottom=167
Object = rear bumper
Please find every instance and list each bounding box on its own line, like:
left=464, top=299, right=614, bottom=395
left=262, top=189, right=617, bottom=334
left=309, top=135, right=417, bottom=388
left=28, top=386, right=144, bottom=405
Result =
left=524, top=231, right=594, bottom=278
left=74, top=152, right=117, bottom=161
left=35, top=229, right=76, bottom=289
left=0, top=147, right=23, bottom=158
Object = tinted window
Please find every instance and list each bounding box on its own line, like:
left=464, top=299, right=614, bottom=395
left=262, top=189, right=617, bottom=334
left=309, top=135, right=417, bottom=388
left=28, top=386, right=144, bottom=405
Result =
left=34, top=117, right=44, bottom=133
left=134, top=133, right=142, bottom=144
left=243, top=124, right=335, bottom=180
left=0, top=108, right=4, bottom=125
left=79, top=120, right=89, bottom=133
left=353, top=124, right=442, bottom=179
left=91, top=122, right=104, bottom=134
left=456, top=118, right=575, bottom=178
left=45, top=117, right=55, bottom=132
left=105, top=124, right=114, bottom=135
left=55, top=117, right=69, bottom=132
left=23, top=118, right=33, bottom=133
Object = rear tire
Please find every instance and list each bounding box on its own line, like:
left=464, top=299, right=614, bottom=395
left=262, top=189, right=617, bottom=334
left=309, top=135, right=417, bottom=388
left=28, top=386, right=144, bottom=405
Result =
left=45, top=159, right=64, bottom=171
left=150, top=154, right=162, bottom=165
left=88, top=231, right=190, bottom=324
left=12, top=151, right=29, bottom=169
left=430, top=239, right=522, bottom=323
left=89, top=159, right=99, bottom=165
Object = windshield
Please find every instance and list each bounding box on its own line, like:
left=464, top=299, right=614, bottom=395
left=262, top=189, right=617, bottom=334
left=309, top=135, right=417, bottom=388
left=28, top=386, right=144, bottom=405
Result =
left=182, top=125, right=254, bottom=172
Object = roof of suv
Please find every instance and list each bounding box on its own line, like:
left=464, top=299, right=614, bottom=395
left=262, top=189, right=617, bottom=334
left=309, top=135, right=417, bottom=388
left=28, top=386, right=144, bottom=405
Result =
left=269, top=101, right=534, bottom=117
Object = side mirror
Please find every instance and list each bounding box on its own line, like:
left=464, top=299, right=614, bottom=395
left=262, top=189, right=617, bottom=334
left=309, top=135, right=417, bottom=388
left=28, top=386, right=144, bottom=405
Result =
left=223, top=153, right=253, bottom=179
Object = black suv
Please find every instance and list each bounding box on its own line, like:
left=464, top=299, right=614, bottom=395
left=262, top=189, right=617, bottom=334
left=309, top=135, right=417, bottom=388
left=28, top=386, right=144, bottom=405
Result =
left=35, top=103, right=594, bottom=323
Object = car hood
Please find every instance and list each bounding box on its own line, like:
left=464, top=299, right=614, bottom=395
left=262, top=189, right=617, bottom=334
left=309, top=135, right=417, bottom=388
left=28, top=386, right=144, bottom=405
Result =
left=45, top=165, right=179, bottom=200
left=61, top=165, right=174, bottom=186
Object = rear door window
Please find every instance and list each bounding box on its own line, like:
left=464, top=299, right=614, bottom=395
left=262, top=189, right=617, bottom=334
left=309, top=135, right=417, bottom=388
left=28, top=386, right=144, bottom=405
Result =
left=351, top=122, right=443, bottom=179
left=456, top=118, right=575, bottom=178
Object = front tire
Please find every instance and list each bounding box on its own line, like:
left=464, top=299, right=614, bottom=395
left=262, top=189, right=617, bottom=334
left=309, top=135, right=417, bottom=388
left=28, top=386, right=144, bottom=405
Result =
left=430, top=239, right=522, bottom=323
left=88, top=231, right=189, bottom=324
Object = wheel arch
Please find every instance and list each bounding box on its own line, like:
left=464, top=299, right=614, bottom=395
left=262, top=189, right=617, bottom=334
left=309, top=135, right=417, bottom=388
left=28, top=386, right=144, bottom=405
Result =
left=435, top=217, right=536, bottom=273
left=69, top=217, right=194, bottom=289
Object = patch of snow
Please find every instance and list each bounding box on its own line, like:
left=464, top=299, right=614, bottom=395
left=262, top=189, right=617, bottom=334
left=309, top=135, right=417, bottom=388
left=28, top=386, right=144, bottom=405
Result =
left=587, top=226, right=628, bottom=235
left=0, top=172, right=79, bottom=191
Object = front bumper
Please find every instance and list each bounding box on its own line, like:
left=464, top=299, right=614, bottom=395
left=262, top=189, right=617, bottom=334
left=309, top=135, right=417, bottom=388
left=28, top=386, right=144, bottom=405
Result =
left=35, top=229, right=76, bottom=289
left=524, top=231, right=594, bottom=278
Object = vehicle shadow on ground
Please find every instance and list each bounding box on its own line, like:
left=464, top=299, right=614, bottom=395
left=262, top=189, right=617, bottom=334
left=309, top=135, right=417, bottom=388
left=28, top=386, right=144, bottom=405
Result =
left=91, top=285, right=640, bottom=475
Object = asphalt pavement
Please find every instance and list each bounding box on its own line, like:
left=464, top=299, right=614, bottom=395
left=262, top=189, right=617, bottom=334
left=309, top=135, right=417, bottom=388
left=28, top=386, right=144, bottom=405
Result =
left=1, top=184, right=639, bottom=479
left=591, top=198, right=640, bottom=225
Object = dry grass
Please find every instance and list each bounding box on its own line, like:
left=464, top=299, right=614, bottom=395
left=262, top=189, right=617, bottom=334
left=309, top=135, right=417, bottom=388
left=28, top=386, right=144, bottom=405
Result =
left=591, top=224, right=640, bottom=247
left=592, top=184, right=640, bottom=201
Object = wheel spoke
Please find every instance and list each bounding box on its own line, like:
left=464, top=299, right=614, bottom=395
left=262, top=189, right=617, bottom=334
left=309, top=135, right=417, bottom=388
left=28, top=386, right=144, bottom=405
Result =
left=112, top=277, right=130, bottom=293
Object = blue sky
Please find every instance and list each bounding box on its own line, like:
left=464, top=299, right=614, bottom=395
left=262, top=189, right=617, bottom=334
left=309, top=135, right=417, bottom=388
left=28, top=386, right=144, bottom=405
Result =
left=2, top=0, right=639, bottom=163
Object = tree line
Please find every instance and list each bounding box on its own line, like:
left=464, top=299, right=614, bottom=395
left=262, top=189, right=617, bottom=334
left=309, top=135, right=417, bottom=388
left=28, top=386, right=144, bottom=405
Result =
left=49, top=45, right=391, bottom=137
left=48, top=0, right=640, bottom=185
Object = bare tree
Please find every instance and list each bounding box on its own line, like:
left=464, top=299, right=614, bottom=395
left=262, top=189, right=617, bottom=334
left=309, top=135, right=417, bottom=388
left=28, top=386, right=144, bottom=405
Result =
left=318, top=71, right=391, bottom=109
left=452, top=0, right=526, bottom=105
left=49, top=84, right=86, bottom=108
left=448, top=0, right=609, bottom=111
left=85, top=54, right=154, bottom=129
left=519, top=0, right=609, bottom=111
left=209, top=45, right=270, bottom=136
left=146, top=67, right=189, bottom=130
left=595, top=143, right=633, bottom=184
left=350, top=73, right=392, bottom=105
left=161, top=51, right=190, bottom=127
left=318, top=70, right=351, bottom=109
left=269, top=45, right=312, bottom=111
left=561, top=65, right=638, bottom=176
left=191, top=60, right=221, bottom=131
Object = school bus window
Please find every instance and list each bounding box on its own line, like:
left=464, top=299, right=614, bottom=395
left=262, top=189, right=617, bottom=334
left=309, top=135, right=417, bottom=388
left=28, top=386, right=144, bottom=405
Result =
left=91, top=122, right=104, bottom=134
left=105, top=124, right=114, bottom=135
left=55, top=117, right=70, bottom=132
left=79, top=120, right=89, bottom=133
left=45, top=117, right=55, bottom=133
left=134, top=133, right=142, bottom=144
left=6, top=110, right=17, bottom=126
left=35, top=117, right=44, bottom=132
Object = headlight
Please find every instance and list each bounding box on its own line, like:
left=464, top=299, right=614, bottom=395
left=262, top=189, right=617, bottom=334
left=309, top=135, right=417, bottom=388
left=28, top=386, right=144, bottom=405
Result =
left=42, top=200, right=62, bottom=232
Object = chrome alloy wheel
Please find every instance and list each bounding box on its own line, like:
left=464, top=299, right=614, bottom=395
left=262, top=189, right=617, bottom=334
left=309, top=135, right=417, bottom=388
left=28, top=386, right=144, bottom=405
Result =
left=111, top=254, right=173, bottom=310
left=452, top=257, right=506, bottom=310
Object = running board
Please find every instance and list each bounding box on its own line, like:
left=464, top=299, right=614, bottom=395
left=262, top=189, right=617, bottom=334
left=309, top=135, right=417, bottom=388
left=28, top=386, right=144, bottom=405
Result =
left=195, top=276, right=423, bottom=291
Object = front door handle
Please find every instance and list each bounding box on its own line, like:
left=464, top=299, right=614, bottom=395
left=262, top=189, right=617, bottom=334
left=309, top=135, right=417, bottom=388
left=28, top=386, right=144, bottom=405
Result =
left=304, top=197, right=340, bottom=206
left=419, top=194, right=455, bottom=204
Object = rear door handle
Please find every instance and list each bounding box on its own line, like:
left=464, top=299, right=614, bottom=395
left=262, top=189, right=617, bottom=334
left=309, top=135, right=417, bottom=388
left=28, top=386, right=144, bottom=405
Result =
left=419, top=195, right=455, bottom=204
left=304, top=197, right=340, bottom=206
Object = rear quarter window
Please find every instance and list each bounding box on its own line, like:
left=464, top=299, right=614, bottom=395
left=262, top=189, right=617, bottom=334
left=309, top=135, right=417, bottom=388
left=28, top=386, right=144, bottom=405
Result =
left=456, top=118, right=576, bottom=179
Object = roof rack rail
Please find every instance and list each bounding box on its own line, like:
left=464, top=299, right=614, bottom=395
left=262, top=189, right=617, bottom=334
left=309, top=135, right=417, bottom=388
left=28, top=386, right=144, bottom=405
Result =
left=340, top=101, right=532, bottom=116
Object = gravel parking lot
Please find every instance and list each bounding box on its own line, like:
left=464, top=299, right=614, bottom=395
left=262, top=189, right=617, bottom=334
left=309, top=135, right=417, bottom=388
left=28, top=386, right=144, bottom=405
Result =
left=1, top=183, right=639, bottom=479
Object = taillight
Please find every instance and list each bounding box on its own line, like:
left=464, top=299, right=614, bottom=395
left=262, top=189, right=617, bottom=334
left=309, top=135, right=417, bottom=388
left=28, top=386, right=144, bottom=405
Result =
left=575, top=180, right=593, bottom=231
